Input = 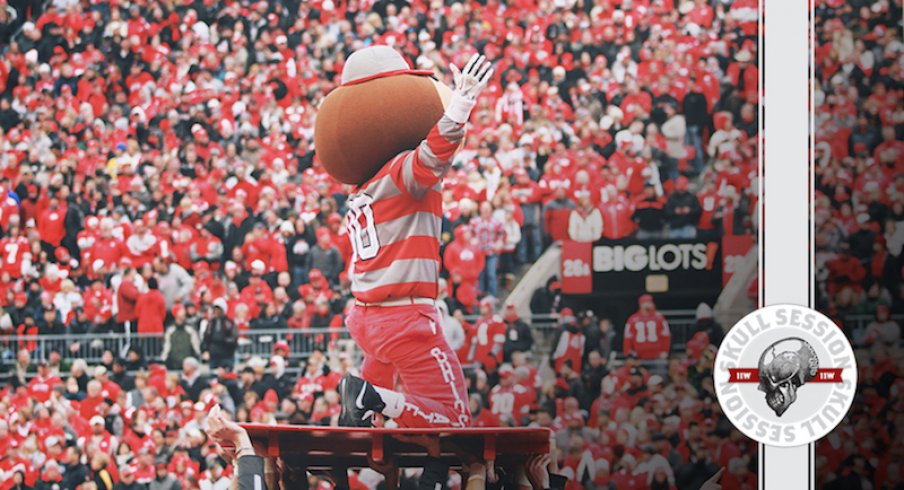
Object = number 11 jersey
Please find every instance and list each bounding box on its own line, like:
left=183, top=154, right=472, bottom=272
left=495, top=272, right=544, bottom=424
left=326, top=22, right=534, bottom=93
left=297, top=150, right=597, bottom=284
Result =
left=345, top=114, right=466, bottom=302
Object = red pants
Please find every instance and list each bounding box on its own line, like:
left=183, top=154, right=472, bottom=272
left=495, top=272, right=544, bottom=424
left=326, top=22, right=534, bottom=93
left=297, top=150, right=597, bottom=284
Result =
left=346, top=304, right=471, bottom=428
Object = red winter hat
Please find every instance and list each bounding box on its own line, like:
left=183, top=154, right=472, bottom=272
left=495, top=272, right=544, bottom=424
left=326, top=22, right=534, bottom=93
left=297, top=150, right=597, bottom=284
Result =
left=55, top=247, right=70, bottom=262
left=172, top=304, right=185, bottom=317
left=503, top=303, right=518, bottom=322
left=638, top=294, right=654, bottom=306
left=264, top=389, right=279, bottom=404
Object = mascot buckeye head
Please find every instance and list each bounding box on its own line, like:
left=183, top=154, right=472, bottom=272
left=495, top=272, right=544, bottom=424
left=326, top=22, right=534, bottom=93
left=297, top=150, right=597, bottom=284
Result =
left=314, top=46, right=489, bottom=185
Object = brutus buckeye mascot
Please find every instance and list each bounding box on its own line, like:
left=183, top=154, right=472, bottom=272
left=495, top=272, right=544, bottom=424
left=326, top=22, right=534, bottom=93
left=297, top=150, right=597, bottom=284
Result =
left=317, top=46, right=493, bottom=489
left=315, top=47, right=492, bottom=433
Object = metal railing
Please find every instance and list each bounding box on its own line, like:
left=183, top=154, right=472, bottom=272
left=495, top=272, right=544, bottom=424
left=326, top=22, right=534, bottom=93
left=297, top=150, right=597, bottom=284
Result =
left=525, top=310, right=700, bottom=350
left=0, top=314, right=562, bottom=370
left=841, top=313, right=904, bottom=347
left=2, top=327, right=353, bottom=368
left=0, top=310, right=691, bottom=369
left=844, top=314, right=904, bottom=331
left=601, top=313, right=904, bottom=372
left=3, top=312, right=897, bottom=373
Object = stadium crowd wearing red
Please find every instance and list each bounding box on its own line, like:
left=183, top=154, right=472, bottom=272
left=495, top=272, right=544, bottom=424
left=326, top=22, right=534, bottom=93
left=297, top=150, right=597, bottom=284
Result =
left=811, top=0, right=904, bottom=488
left=0, top=0, right=766, bottom=488
left=0, top=0, right=763, bottom=317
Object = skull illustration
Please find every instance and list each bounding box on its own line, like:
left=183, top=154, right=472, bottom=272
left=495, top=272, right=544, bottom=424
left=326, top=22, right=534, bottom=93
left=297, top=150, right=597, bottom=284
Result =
left=757, top=338, right=819, bottom=417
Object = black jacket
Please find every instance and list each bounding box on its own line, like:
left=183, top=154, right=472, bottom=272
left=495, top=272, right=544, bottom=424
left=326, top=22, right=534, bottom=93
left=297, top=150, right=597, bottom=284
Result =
left=250, top=374, right=277, bottom=399
left=60, top=463, right=89, bottom=490
left=848, top=229, right=876, bottom=263
left=633, top=198, right=666, bottom=232
left=530, top=287, right=562, bottom=315
left=201, top=316, right=238, bottom=360
left=223, top=215, right=254, bottom=260
left=502, top=320, right=534, bottom=361
left=181, top=374, right=210, bottom=402
left=581, top=363, right=608, bottom=401
left=694, top=318, right=725, bottom=346
left=237, top=456, right=266, bottom=490
left=34, top=480, right=62, bottom=490
left=682, top=91, right=710, bottom=128
left=274, top=373, right=295, bottom=400
left=112, top=483, right=147, bottom=490
left=285, top=234, right=313, bottom=268
left=0, top=108, right=21, bottom=131
left=665, top=191, right=702, bottom=228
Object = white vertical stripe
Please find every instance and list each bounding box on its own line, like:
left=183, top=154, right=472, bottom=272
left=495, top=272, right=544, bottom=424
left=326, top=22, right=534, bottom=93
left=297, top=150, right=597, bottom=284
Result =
left=254, top=474, right=262, bottom=490
left=762, top=0, right=812, bottom=486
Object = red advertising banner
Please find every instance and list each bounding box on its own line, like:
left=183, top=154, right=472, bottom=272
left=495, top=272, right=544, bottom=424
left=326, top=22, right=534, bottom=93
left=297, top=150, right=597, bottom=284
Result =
left=727, top=368, right=844, bottom=383
left=560, top=240, right=593, bottom=294
left=722, top=234, right=754, bottom=286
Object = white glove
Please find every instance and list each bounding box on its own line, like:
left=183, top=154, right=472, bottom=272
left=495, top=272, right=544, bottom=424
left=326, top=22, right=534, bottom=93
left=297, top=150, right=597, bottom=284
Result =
left=445, top=53, right=494, bottom=124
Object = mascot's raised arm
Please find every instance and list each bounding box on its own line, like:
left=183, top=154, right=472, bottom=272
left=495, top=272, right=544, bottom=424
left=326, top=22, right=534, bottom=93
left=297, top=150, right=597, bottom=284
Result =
left=315, top=44, right=493, bottom=490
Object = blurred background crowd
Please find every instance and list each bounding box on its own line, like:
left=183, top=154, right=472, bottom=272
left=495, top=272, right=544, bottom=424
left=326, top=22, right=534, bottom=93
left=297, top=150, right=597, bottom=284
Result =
left=811, top=0, right=903, bottom=488
left=0, top=0, right=894, bottom=488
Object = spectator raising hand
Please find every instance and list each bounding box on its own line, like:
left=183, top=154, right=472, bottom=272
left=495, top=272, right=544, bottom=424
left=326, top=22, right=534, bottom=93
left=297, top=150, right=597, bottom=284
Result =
left=700, top=468, right=725, bottom=490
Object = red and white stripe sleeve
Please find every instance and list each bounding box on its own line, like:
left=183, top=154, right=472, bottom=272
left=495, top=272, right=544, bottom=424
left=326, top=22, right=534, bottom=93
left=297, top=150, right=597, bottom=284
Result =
left=393, top=114, right=465, bottom=199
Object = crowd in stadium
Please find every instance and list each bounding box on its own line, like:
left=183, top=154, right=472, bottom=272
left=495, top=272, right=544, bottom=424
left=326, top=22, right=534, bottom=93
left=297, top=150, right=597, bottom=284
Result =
left=811, top=0, right=904, bottom=488
left=0, top=0, right=774, bottom=488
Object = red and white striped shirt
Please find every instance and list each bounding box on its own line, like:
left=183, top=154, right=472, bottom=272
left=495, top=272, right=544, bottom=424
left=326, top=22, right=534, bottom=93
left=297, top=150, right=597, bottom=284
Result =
left=346, top=114, right=465, bottom=302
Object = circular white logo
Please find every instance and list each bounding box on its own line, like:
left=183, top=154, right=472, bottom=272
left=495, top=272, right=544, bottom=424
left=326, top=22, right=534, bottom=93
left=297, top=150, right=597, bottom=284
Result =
left=714, top=304, right=857, bottom=447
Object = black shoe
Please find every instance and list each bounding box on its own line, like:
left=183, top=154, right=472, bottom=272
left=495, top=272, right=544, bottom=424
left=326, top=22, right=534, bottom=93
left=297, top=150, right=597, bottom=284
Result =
left=339, top=373, right=385, bottom=427
left=418, top=456, right=450, bottom=490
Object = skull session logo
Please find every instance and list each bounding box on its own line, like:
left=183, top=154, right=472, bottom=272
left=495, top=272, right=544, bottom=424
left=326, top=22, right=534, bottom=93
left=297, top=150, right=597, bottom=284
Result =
left=714, top=305, right=857, bottom=447
left=756, top=338, right=821, bottom=417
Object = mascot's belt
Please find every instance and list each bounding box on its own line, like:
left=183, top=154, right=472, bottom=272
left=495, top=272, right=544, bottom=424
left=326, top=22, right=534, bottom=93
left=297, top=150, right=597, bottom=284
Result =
left=354, top=297, right=437, bottom=307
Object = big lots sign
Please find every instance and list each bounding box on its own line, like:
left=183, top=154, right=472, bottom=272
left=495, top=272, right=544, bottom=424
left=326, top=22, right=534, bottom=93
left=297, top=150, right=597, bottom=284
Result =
left=560, top=236, right=752, bottom=307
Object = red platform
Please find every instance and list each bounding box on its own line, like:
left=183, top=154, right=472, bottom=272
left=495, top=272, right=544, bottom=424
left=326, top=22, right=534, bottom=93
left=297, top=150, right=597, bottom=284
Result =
left=241, top=424, right=551, bottom=488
